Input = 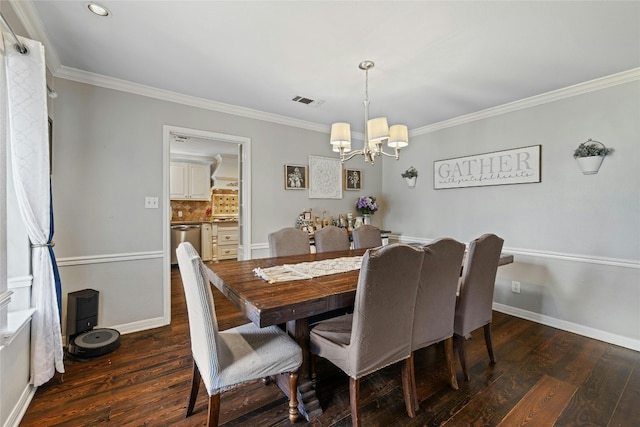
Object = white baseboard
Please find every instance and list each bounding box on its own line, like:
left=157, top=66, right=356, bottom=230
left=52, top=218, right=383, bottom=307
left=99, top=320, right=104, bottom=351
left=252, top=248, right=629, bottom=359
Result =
left=493, top=302, right=640, bottom=352
left=4, top=383, right=36, bottom=427
left=110, top=316, right=168, bottom=335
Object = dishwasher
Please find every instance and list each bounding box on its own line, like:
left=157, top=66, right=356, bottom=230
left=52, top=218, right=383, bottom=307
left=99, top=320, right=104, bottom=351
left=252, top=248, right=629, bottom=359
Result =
left=170, top=224, right=201, bottom=265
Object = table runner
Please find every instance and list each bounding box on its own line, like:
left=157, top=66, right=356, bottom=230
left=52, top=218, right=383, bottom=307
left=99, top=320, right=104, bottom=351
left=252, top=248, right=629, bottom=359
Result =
left=254, top=256, right=363, bottom=284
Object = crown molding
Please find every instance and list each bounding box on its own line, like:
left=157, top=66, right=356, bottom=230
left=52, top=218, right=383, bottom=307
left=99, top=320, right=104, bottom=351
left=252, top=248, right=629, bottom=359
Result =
left=410, top=67, right=640, bottom=137
left=55, top=65, right=331, bottom=134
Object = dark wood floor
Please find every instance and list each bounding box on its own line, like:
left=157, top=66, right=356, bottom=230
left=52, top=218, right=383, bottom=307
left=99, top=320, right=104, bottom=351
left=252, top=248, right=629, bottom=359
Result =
left=20, top=266, right=640, bottom=426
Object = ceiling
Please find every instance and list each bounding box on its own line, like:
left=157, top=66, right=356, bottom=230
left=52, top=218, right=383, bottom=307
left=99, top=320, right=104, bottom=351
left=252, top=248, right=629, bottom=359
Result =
left=13, top=1, right=640, bottom=135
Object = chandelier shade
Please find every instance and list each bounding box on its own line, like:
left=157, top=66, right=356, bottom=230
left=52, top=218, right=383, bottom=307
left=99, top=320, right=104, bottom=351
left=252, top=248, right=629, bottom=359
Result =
left=330, top=122, right=352, bottom=153
left=388, top=124, right=409, bottom=148
left=329, top=61, right=408, bottom=164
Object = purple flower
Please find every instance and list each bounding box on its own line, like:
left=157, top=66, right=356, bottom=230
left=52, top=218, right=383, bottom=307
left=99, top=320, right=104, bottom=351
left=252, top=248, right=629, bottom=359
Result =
left=356, top=196, right=378, bottom=215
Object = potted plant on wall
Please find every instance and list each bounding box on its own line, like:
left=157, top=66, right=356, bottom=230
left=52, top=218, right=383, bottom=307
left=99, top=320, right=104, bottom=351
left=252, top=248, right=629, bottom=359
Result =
left=573, top=139, right=613, bottom=175
left=401, top=166, right=418, bottom=187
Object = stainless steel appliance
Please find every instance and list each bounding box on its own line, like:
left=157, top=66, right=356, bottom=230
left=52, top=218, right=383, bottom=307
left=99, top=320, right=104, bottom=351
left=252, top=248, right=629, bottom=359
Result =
left=170, top=224, right=201, bottom=265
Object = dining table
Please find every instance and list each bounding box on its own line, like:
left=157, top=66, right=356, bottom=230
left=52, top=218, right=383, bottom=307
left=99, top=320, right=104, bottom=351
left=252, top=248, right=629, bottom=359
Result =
left=204, top=248, right=514, bottom=420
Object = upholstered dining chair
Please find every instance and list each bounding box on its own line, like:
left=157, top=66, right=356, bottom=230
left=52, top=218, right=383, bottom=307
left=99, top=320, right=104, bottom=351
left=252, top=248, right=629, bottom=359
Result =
left=309, top=244, right=424, bottom=425
left=313, top=225, right=350, bottom=253
left=351, top=224, right=383, bottom=249
left=454, top=233, right=504, bottom=381
left=408, top=238, right=466, bottom=411
left=176, top=242, right=303, bottom=426
left=268, top=227, right=310, bottom=257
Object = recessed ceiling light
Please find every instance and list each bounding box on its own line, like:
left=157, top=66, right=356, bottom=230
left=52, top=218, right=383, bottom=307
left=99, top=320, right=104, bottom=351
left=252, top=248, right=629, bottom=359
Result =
left=88, top=3, right=110, bottom=17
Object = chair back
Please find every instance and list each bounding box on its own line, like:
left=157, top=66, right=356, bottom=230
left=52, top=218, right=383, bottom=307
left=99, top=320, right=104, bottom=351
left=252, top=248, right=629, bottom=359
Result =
left=454, top=233, right=504, bottom=336
left=268, top=227, right=310, bottom=257
left=412, top=238, right=466, bottom=350
left=348, top=244, right=424, bottom=378
left=352, top=225, right=383, bottom=249
left=176, top=242, right=221, bottom=391
left=314, top=225, right=350, bottom=253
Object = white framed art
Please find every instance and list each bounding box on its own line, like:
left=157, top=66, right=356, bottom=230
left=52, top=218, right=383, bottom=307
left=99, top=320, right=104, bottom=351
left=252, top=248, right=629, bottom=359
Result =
left=309, top=155, right=342, bottom=199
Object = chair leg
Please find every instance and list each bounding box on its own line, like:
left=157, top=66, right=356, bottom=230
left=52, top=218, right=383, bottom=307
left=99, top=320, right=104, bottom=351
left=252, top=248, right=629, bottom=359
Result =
left=444, top=337, right=459, bottom=390
left=207, top=394, right=221, bottom=427
left=349, top=377, right=361, bottom=427
left=288, top=371, right=300, bottom=423
left=186, top=359, right=201, bottom=417
left=456, top=334, right=470, bottom=381
left=401, top=354, right=417, bottom=417
left=483, top=323, right=496, bottom=365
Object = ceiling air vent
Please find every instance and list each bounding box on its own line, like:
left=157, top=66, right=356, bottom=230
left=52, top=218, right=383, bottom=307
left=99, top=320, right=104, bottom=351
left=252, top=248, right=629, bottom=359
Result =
left=292, top=96, right=324, bottom=108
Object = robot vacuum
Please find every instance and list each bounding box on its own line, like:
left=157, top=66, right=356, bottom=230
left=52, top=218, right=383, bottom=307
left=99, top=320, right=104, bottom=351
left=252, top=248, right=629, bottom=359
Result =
left=67, top=328, right=121, bottom=360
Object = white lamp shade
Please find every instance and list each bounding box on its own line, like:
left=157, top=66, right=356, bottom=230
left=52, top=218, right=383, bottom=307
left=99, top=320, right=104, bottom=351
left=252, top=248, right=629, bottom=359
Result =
left=367, top=117, right=389, bottom=144
left=330, top=123, right=352, bottom=152
left=388, top=124, right=409, bottom=148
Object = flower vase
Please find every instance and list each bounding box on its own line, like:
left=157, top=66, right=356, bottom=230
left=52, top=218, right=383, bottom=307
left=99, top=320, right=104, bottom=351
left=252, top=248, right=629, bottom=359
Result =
left=363, top=214, right=371, bottom=225
left=354, top=216, right=364, bottom=228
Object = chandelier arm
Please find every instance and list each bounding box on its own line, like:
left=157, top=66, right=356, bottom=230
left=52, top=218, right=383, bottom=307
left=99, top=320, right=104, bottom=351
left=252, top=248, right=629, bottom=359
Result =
left=341, top=149, right=366, bottom=163
left=378, top=148, right=401, bottom=160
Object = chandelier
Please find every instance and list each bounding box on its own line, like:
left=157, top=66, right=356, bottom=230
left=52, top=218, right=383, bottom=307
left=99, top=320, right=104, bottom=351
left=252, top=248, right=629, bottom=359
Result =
left=330, top=61, right=409, bottom=164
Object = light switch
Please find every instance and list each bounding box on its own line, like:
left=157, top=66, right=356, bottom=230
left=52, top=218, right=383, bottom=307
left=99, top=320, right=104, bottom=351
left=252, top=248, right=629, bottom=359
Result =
left=145, top=196, right=159, bottom=209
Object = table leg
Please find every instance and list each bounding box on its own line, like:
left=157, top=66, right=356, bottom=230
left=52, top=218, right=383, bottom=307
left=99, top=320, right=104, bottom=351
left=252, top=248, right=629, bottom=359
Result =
left=274, top=318, right=322, bottom=420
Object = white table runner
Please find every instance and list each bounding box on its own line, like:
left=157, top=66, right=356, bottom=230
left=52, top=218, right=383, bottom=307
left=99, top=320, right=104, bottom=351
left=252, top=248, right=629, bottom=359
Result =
left=254, top=256, right=363, bottom=284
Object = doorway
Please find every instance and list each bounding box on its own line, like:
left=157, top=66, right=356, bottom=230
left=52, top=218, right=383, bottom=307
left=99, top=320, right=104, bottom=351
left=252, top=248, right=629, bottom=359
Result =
left=162, top=125, right=251, bottom=324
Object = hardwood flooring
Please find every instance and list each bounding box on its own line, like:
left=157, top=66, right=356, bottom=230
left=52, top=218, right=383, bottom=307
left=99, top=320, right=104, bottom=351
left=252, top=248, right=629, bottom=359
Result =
left=20, top=266, right=640, bottom=426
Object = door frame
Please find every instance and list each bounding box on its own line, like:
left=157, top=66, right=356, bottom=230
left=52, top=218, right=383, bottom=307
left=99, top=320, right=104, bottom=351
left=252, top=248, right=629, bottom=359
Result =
left=162, top=125, right=251, bottom=324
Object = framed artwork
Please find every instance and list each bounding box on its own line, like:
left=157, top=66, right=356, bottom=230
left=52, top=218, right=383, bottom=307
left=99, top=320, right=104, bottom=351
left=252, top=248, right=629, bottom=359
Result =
left=344, top=168, right=362, bottom=190
left=434, top=145, right=541, bottom=189
left=309, top=155, right=342, bottom=199
left=284, top=164, right=307, bottom=189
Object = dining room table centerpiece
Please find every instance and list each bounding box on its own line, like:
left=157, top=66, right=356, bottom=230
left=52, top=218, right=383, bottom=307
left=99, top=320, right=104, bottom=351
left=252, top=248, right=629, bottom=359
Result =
left=356, top=196, right=378, bottom=225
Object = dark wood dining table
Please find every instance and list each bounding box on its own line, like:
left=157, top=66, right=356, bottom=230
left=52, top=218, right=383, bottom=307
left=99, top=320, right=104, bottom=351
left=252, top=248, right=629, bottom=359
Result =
left=205, top=248, right=514, bottom=420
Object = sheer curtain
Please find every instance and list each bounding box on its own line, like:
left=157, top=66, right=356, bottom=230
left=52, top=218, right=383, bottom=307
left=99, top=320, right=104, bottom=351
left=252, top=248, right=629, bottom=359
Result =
left=4, top=33, right=63, bottom=386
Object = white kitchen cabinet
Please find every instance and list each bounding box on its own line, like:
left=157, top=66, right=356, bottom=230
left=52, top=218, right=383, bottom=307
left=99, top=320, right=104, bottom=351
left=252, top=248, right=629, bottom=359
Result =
left=170, top=162, right=211, bottom=200
left=211, top=223, right=238, bottom=261
left=200, top=223, right=212, bottom=261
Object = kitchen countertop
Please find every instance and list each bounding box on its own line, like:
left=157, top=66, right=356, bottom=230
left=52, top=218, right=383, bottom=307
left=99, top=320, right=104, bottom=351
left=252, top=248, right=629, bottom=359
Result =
left=171, top=218, right=238, bottom=225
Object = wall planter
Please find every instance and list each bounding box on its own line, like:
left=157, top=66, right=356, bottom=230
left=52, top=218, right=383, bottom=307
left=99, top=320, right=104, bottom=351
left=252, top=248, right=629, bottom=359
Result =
left=573, top=139, right=613, bottom=175
left=401, top=166, right=418, bottom=188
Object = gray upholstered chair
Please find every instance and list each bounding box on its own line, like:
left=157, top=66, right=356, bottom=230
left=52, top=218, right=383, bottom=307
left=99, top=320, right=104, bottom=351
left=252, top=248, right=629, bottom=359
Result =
left=268, top=227, right=310, bottom=257
left=351, top=224, right=383, bottom=249
left=408, top=238, right=465, bottom=410
left=313, top=225, right=350, bottom=253
left=176, top=242, right=302, bottom=426
left=309, top=244, right=424, bottom=425
left=454, top=233, right=504, bottom=381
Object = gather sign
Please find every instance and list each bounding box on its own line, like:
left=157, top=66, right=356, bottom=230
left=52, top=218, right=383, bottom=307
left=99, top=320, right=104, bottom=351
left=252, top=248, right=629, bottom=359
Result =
left=434, top=145, right=541, bottom=189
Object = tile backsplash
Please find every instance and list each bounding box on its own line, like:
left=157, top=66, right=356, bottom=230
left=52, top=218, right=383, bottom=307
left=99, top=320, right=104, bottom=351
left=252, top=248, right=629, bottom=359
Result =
left=171, top=200, right=211, bottom=222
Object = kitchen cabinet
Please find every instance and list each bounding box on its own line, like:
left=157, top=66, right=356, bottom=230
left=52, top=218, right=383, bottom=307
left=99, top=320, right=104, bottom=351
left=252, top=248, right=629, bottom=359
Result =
left=170, top=162, right=211, bottom=200
left=201, top=223, right=212, bottom=261
left=212, top=223, right=238, bottom=261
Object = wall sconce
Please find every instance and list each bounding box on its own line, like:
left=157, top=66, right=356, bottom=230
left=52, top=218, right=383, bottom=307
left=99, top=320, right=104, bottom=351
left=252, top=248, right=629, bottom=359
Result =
left=573, top=139, right=613, bottom=175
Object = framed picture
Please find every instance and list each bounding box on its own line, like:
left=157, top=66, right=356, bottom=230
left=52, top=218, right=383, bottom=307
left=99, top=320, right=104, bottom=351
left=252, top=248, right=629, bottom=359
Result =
left=309, top=156, right=342, bottom=199
left=284, top=164, right=307, bottom=189
left=434, top=145, right=541, bottom=189
left=344, top=168, right=362, bottom=190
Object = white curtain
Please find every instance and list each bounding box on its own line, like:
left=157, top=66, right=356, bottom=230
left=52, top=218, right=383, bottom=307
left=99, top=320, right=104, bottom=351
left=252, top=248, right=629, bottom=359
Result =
left=4, top=33, right=64, bottom=386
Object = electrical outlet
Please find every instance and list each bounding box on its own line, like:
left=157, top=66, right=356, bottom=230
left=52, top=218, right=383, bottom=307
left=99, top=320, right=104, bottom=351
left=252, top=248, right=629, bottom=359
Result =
left=144, top=196, right=159, bottom=209
left=178, top=211, right=183, bottom=218
left=511, top=281, right=521, bottom=294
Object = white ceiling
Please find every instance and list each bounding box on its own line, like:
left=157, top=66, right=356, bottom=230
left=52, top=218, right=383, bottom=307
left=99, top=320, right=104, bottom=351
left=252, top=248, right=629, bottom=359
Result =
left=14, top=1, right=640, bottom=134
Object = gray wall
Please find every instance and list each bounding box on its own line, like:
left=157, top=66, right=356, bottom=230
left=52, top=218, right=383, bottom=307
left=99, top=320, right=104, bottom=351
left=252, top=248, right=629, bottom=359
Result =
left=52, top=78, right=382, bottom=332
left=383, top=80, right=640, bottom=347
